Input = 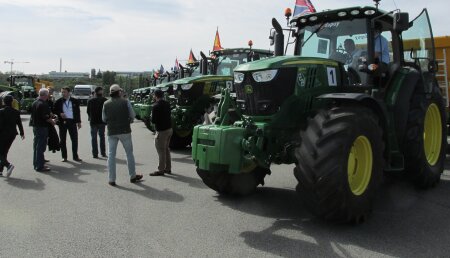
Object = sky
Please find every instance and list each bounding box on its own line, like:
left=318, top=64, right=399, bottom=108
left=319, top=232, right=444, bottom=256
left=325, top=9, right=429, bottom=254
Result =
left=1, top=0, right=449, bottom=74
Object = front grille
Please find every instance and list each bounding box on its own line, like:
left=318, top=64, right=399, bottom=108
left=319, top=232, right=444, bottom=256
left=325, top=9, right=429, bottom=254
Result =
left=177, top=83, right=205, bottom=106
left=235, top=68, right=297, bottom=116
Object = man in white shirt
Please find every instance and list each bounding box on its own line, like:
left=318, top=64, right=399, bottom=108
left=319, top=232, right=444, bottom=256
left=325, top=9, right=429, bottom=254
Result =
left=53, top=87, right=82, bottom=162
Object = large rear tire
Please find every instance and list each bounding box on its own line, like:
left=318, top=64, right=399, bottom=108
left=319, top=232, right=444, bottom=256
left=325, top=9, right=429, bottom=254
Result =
left=403, top=83, right=446, bottom=188
left=197, top=166, right=270, bottom=196
left=294, top=106, right=383, bottom=223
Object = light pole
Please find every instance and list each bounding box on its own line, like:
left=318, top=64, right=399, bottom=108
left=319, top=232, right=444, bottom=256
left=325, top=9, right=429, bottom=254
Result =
left=4, top=59, right=30, bottom=74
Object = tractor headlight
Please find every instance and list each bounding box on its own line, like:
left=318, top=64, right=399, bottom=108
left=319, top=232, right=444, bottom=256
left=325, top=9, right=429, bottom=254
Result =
left=252, top=69, right=278, bottom=82
left=181, top=83, right=193, bottom=90
left=234, top=72, right=245, bottom=84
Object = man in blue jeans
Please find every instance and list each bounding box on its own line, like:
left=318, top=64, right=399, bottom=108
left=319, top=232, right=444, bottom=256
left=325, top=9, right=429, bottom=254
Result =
left=87, top=86, right=107, bottom=158
left=102, top=84, right=143, bottom=186
left=31, top=89, right=56, bottom=172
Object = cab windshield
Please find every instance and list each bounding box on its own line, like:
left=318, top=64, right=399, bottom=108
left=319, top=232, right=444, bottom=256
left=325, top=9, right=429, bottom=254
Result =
left=13, top=77, right=33, bottom=87
left=299, top=19, right=369, bottom=84
left=216, top=53, right=252, bottom=76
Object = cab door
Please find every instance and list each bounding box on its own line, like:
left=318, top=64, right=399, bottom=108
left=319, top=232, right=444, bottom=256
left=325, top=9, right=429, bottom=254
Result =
left=401, top=9, right=436, bottom=92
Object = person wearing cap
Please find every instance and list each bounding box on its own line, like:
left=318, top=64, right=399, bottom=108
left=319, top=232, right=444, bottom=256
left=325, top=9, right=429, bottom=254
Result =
left=0, top=95, right=24, bottom=177
left=87, top=86, right=108, bottom=159
left=102, top=84, right=143, bottom=186
left=149, top=89, right=172, bottom=176
left=31, top=88, right=56, bottom=172
left=53, top=87, right=82, bottom=162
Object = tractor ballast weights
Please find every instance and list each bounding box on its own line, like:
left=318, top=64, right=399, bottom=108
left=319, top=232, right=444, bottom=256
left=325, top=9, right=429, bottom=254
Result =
left=192, top=5, right=446, bottom=223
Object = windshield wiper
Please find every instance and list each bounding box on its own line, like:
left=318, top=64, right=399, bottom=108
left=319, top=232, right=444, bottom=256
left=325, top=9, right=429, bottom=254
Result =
left=302, top=22, right=326, bottom=47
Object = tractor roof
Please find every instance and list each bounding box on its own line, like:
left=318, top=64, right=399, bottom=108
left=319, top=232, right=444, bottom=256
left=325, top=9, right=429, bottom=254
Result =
left=211, top=48, right=273, bottom=57
left=292, top=6, right=395, bottom=27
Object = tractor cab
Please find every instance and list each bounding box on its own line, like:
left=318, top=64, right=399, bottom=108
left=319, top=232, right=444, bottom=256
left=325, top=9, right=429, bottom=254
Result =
left=211, top=48, right=273, bottom=76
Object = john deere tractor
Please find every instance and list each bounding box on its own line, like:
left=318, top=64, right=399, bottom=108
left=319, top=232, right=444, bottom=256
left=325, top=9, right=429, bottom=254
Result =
left=170, top=48, right=273, bottom=148
left=132, top=87, right=151, bottom=120
left=140, top=66, right=198, bottom=131
left=192, top=6, right=446, bottom=223
left=9, top=75, right=38, bottom=112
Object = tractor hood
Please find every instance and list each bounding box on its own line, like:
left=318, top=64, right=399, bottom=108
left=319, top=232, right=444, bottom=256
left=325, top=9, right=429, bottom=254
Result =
left=234, top=56, right=339, bottom=72
left=173, top=75, right=232, bottom=85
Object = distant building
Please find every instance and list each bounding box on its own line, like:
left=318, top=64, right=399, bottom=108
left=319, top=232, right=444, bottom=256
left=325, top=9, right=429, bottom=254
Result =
left=48, top=71, right=90, bottom=79
left=115, top=71, right=153, bottom=78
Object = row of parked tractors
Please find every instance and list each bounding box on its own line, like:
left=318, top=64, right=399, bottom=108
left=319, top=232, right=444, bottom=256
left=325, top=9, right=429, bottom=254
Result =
left=130, top=3, right=447, bottom=223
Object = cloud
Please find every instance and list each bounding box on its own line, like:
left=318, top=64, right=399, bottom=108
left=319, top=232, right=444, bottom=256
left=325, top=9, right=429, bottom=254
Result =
left=0, top=0, right=449, bottom=74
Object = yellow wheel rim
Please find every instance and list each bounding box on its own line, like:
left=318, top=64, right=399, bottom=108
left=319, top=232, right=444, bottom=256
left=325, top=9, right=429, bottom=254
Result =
left=423, top=103, right=442, bottom=166
left=347, top=136, right=373, bottom=196
left=240, top=156, right=257, bottom=173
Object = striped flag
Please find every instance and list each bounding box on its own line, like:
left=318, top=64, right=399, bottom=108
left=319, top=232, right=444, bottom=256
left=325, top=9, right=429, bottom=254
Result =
left=175, top=58, right=179, bottom=71
left=294, top=0, right=316, bottom=17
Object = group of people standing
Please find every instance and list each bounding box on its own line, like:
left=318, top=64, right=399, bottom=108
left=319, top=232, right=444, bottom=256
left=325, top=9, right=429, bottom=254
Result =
left=0, top=83, right=173, bottom=186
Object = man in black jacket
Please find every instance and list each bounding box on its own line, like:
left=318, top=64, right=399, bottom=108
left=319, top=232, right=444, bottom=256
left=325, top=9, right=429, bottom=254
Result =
left=150, top=89, right=173, bottom=176
left=0, top=96, right=24, bottom=177
left=31, top=88, right=55, bottom=172
left=87, top=86, right=107, bottom=158
left=53, top=87, right=82, bottom=162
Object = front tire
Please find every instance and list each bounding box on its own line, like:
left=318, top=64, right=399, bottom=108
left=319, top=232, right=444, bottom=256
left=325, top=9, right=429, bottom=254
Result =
left=197, top=166, right=270, bottom=196
left=295, top=106, right=383, bottom=223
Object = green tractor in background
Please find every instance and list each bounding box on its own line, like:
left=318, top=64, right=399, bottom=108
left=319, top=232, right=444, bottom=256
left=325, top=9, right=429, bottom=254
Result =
left=132, top=87, right=149, bottom=120
left=170, top=47, right=273, bottom=149
left=138, top=86, right=157, bottom=127
left=139, top=68, right=189, bottom=131
left=192, top=5, right=446, bottom=223
left=9, top=75, right=37, bottom=112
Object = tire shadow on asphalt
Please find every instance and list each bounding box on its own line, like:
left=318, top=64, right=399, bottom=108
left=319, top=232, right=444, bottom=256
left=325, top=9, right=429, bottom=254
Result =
left=163, top=173, right=208, bottom=189
left=234, top=179, right=450, bottom=257
left=114, top=182, right=184, bottom=203
left=3, top=177, right=45, bottom=191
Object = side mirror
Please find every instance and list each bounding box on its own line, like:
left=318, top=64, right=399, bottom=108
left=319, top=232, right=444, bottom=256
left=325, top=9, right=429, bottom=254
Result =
left=272, top=18, right=285, bottom=56
left=394, top=12, right=409, bottom=32
left=269, top=29, right=276, bottom=46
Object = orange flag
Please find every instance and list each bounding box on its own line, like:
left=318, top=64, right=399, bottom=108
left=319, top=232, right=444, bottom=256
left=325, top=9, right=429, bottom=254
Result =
left=188, top=49, right=197, bottom=64
left=213, top=28, right=223, bottom=51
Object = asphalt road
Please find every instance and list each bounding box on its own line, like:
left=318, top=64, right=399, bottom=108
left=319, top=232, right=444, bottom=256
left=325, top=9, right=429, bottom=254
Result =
left=1, top=107, right=450, bottom=257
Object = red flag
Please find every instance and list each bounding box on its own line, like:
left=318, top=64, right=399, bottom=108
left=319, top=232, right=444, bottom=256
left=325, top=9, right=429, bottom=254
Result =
left=213, top=28, right=223, bottom=51
left=175, top=58, right=179, bottom=70
left=188, top=49, right=197, bottom=64
left=294, top=0, right=316, bottom=17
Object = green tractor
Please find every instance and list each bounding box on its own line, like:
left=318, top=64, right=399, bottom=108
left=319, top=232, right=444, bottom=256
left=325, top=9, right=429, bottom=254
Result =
left=192, top=5, right=446, bottom=223
left=133, top=86, right=155, bottom=120
left=140, top=69, right=186, bottom=131
left=170, top=48, right=273, bottom=149
left=10, top=76, right=37, bottom=112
